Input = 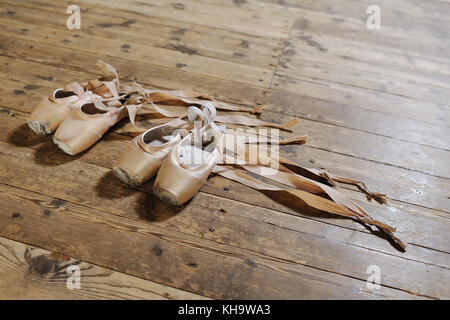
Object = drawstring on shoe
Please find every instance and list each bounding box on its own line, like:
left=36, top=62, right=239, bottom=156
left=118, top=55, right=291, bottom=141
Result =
left=187, top=103, right=226, bottom=133
left=201, top=102, right=226, bottom=133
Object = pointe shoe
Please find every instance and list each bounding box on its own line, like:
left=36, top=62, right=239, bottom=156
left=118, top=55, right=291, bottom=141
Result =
left=53, top=93, right=144, bottom=155
left=27, top=87, right=80, bottom=135
left=153, top=103, right=225, bottom=206
left=27, top=60, right=125, bottom=135
left=112, top=124, right=182, bottom=186
left=26, top=78, right=120, bottom=136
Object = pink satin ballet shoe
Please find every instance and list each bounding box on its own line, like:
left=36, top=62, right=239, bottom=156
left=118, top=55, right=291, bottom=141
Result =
left=26, top=86, right=81, bottom=135
left=112, top=123, right=182, bottom=186
left=52, top=93, right=144, bottom=155
left=26, top=59, right=129, bottom=136
left=153, top=103, right=225, bottom=206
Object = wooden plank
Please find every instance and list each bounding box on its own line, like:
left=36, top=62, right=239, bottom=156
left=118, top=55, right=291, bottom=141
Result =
left=272, top=30, right=450, bottom=78
left=275, top=26, right=450, bottom=105
left=277, top=44, right=450, bottom=99
left=0, top=54, right=449, bottom=212
left=271, top=71, right=450, bottom=151
left=74, top=0, right=294, bottom=40
left=4, top=0, right=292, bottom=40
left=272, top=25, right=450, bottom=107
left=263, top=112, right=450, bottom=180
left=0, top=17, right=273, bottom=87
left=0, top=236, right=208, bottom=300
left=0, top=133, right=448, bottom=298
left=209, top=0, right=450, bottom=64
left=261, top=0, right=450, bottom=40
left=0, top=183, right=417, bottom=299
left=297, top=3, right=450, bottom=63
left=0, top=0, right=283, bottom=70
left=2, top=35, right=448, bottom=128
left=278, top=50, right=450, bottom=138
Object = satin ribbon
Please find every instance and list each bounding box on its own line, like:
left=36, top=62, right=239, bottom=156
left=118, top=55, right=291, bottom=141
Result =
left=212, top=165, right=405, bottom=250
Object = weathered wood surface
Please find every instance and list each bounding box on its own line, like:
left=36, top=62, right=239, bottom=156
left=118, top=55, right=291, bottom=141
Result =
left=0, top=0, right=448, bottom=299
left=0, top=236, right=208, bottom=300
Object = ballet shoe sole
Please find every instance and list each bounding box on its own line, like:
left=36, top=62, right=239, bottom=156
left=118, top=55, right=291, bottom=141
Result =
left=112, top=166, right=143, bottom=187
left=26, top=120, right=52, bottom=136
left=152, top=187, right=182, bottom=207
left=52, top=135, right=75, bottom=156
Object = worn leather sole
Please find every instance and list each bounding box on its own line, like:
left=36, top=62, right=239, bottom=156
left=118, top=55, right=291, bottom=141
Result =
left=52, top=135, right=75, bottom=156
left=152, top=186, right=183, bottom=207
left=26, top=119, right=52, bottom=136
left=112, top=166, right=143, bottom=187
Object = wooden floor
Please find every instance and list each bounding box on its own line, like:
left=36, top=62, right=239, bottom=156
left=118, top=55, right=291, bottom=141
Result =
left=0, top=0, right=449, bottom=300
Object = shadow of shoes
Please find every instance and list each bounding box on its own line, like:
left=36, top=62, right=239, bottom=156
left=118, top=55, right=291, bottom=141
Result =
left=7, top=123, right=48, bottom=148
left=136, top=189, right=186, bottom=222
left=33, top=141, right=82, bottom=166
left=96, top=169, right=186, bottom=221
left=95, top=170, right=140, bottom=199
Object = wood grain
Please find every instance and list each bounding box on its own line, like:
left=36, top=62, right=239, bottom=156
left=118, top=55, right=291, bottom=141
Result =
left=0, top=0, right=283, bottom=70
left=0, top=0, right=448, bottom=299
left=0, top=183, right=425, bottom=299
left=0, top=236, right=208, bottom=300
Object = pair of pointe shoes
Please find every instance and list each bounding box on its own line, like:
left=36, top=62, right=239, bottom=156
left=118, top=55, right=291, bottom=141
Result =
left=113, top=103, right=225, bottom=206
left=27, top=79, right=144, bottom=155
